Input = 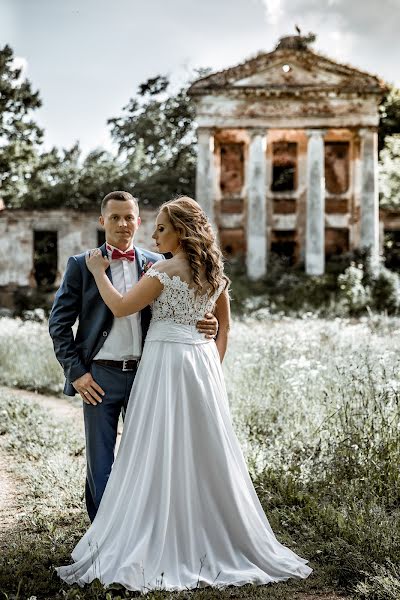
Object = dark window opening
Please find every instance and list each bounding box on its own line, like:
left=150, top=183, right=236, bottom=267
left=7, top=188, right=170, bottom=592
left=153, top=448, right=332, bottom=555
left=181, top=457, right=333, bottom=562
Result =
left=271, top=142, right=297, bottom=192
left=384, top=231, right=400, bottom=270
left=325, top=142, right=350, bottom=194
left=270, top=231, right=297, bottom=266
left=272, top=166, right=295, bottom=191
left=97, top=229, right=106, bottom=246
left=33, top=231, right=58, bottom=288
left=219, top=143, right=245, bottom=196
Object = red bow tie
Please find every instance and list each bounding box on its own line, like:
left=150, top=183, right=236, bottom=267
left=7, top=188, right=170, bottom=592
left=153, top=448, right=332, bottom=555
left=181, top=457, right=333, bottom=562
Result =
left=107, top=245, right=135, bottom=262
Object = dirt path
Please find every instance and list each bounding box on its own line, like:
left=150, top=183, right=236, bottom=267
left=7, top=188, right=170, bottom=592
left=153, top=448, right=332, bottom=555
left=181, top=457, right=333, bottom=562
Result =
left=0, top=451, right=21, bottom=535
left=0, top=385, right=81, bottom=420
left=0, top=386, right=83, bottom=545
left=0, top=386, right=124, bottom=542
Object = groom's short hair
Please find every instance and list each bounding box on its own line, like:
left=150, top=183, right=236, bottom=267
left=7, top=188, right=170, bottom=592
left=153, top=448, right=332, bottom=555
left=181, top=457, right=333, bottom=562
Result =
left=101, top=191, right=139, bottom=215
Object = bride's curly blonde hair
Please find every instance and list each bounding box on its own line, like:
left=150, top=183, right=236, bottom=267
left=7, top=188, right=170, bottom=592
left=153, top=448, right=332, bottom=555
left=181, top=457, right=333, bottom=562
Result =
left=159, top=196, right=229, bottom=296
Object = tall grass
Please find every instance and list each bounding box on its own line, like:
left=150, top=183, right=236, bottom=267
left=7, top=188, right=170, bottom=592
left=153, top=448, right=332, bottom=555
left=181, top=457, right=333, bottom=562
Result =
left=0, top=315, right=400, bottom=598
left=0, top=387, right=87, bottom=598
left=225, top=314, right=400, bottom=597
left=0, top=317, right=63, bottom=394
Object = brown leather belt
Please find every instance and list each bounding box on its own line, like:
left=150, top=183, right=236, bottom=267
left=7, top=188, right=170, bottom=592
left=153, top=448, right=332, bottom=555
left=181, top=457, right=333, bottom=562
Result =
left=93, top=359, right=139, bottom=372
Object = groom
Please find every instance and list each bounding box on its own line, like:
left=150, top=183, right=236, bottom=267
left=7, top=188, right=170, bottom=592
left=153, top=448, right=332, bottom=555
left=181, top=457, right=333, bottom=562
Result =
left=49, top=191, right=218, bottom=521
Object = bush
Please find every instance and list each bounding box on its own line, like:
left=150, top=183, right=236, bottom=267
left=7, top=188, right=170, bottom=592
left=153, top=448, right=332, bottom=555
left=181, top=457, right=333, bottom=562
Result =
left=355, top=562, right=400, bottom=599
left=338, top=263, right=371, bottom=315
left=370, top=264, right=400, bottom=313
left=228, top=256, right=340, bottom=317
left=229, top=250, right=400, bottom=318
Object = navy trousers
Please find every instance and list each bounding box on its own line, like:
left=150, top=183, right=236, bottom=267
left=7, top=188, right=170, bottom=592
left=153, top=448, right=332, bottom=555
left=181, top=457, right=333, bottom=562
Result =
left=83, top=362, right=138, bottom=522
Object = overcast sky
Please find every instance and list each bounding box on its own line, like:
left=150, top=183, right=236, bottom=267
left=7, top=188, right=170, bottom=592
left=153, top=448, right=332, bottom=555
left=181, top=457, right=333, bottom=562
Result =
left=3, top=0, right=399, bottom=156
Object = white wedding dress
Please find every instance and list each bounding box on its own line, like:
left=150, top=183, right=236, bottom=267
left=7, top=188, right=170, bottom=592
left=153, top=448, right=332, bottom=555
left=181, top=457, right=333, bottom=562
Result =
left=57, top=267, right=312, bottom=593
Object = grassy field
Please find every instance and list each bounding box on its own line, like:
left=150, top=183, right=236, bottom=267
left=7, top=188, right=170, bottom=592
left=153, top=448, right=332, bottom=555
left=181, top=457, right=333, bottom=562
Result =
left=0, top=317, right=64, bottom=395
left=1, top=314, right=400, bottom=599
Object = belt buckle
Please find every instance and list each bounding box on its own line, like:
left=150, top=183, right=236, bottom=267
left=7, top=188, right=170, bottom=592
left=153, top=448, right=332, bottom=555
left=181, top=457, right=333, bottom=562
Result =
left=122, top=359, right=131, bottom=372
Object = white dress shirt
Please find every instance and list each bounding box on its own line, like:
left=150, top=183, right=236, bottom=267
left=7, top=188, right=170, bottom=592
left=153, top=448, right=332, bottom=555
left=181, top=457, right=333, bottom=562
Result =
left=94, top=244, right=142, bottom=360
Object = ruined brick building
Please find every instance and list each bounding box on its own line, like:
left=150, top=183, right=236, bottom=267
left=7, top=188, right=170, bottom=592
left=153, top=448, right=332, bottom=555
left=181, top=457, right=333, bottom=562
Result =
left=189, top=34, right=387, bottom=279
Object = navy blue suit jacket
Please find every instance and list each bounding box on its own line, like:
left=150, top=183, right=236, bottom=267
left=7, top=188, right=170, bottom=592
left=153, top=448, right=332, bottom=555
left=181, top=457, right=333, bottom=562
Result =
left=49, top=243, right=163, bottom=396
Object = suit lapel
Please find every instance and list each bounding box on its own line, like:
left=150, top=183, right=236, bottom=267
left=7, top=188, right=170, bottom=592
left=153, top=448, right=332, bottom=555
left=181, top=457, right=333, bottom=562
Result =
left=99, top=242, right=113, bottom=283
left=134, top=246, right=145, bottom=278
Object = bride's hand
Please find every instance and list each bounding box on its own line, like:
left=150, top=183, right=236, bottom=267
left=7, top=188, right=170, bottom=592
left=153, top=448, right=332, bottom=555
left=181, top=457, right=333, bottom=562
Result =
left=85, top=249, right=110, bottom=275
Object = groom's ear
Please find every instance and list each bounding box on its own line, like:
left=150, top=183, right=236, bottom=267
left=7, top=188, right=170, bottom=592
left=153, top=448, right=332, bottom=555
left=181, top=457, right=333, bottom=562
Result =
left=99, top=215, right=105, bottom=227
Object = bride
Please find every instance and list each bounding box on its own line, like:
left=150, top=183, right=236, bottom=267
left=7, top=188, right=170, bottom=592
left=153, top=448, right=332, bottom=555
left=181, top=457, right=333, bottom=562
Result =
left=57, top=196, right=312, bottom=592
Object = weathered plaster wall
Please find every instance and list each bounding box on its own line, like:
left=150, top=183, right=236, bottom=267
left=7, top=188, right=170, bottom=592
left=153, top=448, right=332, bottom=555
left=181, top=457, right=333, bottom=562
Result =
left=194, top=94, right=381, bottom=129
left=212, top=126, right=362, bottom=266
left=0, top=207, right=158, bottom=290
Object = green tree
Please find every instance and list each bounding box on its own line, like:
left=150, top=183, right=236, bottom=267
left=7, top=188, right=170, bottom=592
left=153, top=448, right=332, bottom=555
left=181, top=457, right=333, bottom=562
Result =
left=77, top=149, right=128, bottom=206
left=18, top=144, right=81, bottom=209
left=379, top=135, right=400, bottom=208
left=379, top=85, right=400, bottom=151
left=108, top=75, right=198, bottom=206
left=19, top=144, right=128, bottom=209
left=0, top=45, right=43, bottom=206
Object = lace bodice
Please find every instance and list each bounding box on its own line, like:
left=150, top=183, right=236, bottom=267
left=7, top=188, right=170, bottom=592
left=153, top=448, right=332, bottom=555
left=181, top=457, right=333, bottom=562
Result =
left=146, top=267, right=224, bottom=326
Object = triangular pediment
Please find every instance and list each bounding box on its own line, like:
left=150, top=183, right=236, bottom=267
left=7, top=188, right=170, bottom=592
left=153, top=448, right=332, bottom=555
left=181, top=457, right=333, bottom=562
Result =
left=189, top=48, right=384, bottom=95
left=232, top=59, right=349, bottom=88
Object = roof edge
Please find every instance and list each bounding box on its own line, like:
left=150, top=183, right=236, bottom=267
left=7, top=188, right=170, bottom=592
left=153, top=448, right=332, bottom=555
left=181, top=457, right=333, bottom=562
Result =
left=188, top=46, right=387, bottom=95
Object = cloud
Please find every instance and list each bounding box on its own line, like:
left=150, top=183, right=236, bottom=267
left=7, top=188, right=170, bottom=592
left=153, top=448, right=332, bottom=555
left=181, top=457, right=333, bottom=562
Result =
left=260, top=0, right=284, bottom=25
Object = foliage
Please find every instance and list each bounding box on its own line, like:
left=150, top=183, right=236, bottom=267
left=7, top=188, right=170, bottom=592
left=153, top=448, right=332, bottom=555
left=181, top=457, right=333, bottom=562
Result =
left=354, top=562, right=400, bottom=599
left=369, top=263, right=400, bottom=312
left=6, top=70, right=202, bottom=210
left=337, top=258, right=400, bottom=315
left=226, top=250, right=400, bottom=318
left=379, top=85, right=400, bottom=151
left=379, top=135, right=400, bottom=209
left=0, top=44, right=43, bottom=206
left=338, top=262, right=371, bottom=315
left=108, top=74, right=200, bottom=206
left=227, top=252, right=353, bottom=317
left=14, top=144, right=128, bottom=209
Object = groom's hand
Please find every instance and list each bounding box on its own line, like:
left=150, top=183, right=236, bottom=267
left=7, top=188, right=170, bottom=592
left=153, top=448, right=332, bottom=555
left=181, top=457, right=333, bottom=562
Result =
left=72, top=373, right=105, bottom=405
left=196, top=312, right=218, bottom=339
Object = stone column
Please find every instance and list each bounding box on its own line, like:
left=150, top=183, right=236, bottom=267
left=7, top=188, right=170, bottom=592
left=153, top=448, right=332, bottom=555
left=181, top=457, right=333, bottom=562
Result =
left=246, top=129, right=267, bottom=280
left=306, top=129, right=325, bottom=275
left=196, top=128, right=217, bottom=229
left=351, top=132, right=363, bottom=249
left=359, top=128, right=379, bottom=264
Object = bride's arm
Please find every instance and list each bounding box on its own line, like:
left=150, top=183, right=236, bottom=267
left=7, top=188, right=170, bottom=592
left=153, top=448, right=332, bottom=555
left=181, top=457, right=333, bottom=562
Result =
left=86, top=252, right=163, bottom=317
left=214, top=289, right=230, bottom=362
